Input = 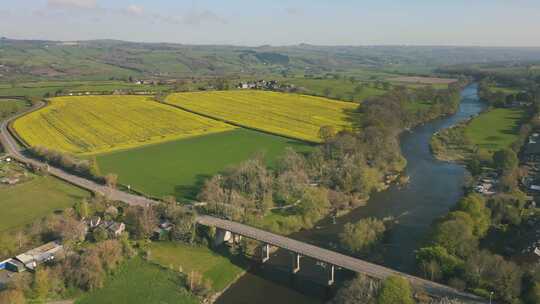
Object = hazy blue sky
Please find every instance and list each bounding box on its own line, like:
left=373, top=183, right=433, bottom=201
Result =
left=1, top=0, right=539, bottom=46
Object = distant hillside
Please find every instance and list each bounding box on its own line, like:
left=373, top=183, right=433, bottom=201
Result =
left=2, top=38, right=540, bottom=81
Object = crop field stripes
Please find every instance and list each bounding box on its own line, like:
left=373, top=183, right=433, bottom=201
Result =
left=13, top=95, right=236, bottom=154
left=166, top=90, right=358, bottom=143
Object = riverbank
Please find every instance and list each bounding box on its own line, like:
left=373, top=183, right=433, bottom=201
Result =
left=431, top=107, right=527, bottom=163
left=215, top=84, right=478, bottom=304
left=417, top=97, right=540, bottom=303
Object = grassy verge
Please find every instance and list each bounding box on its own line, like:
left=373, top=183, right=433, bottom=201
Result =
left=148, top=242, right=246, bottom=292
left=96, top=128, right=313, bottom=201
left=0, top=175, right=90, bottom=232
left=76, top=256, right=198, bottom=304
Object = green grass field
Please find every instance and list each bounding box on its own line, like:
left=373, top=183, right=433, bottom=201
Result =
left=0, top=99, right=29, bottom=120
left=465, top=108, right=525, bottom=153
left=0, top=81, right=171, bottom=97
left=488, top=85, right=521, bottom=95
left=96, top=128, right=313, bottom=200
left=283, top=78, right=388, bottom=102
left=76, top=257, right=198, bottom=304
left=149, top=242, right=246, bottom=292
left=0, top=176, right=90, bottom=232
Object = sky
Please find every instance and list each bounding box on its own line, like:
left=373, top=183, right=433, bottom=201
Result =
left=0, top=0, right=539, bottom=46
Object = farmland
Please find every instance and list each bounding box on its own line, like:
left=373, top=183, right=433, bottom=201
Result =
left=76, top=257, right=198, bottom=304
left=281, top=78, right=388, bottom=102
left=0, top=80, right=171, bottom=97
left=464, top=108, right=525, bottom=153
left=0, top=99, right=29, bottom=121
left=166, top=90, right=358, bottom=143
left=388, top=76, right=456, bottom=85
left=0, top=176, right=90, bottom=232
left=149, top=242, right=246, bottom=292
left=432, top=108, right=526, bottom=161
left=13, top=95, right=235, bottom=154
left=97, top=128, right=313, bottom=200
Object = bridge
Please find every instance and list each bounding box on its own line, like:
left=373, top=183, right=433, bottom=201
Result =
left=0, top=101, right=485, bottom=303
left=196, top=216, right=484, bottom=302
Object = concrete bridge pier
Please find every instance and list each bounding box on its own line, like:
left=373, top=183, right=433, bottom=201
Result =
left=213, top=228, right=230, bottom=246
left=291, top=253, right=301, bottom=273
left=261, top=243, right=270, bottom=263
left=327, top=264, right=335, bottom=286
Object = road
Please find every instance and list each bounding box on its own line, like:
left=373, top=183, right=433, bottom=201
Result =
left=0, top=101, right=486, bottom=302
left=0, top=102, right=157, bottom=207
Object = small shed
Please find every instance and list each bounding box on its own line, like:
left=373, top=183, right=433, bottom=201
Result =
left=5, top=259, right=25, bottom=273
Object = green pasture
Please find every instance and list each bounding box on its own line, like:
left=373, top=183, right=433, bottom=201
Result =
left=0, top=176, right=90, bottom=232
left=76, top=257, right=198, bottom=304
left=149, top=242, right=246, bottom=292
left=465, top=108, right=525, bottom=153
left=96, top=128, right=313, bottom=201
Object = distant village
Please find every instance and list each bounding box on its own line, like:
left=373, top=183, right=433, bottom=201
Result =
left=236, top=80, right=295, bottom=91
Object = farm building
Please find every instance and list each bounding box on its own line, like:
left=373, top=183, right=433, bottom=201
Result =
left=14, top=240, right=64, bottom=271
left=5, top=259, right=25, bottom=272
left=84, top=216, right=126, bottom=238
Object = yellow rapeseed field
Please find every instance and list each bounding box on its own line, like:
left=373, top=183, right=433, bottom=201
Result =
left=166, top=91, right=358, bottom=142
left=13, top=95, right=235, bottom=154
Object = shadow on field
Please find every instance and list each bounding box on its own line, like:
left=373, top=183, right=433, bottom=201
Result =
left=174, top=174, right=212, bottom=201
left=342, top=107, right=363, bottom=130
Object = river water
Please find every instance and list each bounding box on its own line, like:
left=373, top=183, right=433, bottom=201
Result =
left=216, top=84, right=486, bottom=304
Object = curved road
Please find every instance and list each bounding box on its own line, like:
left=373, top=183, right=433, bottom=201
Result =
left=0, top=102, right=157, bottom=207
left=0, top=101, right=485, bottom=303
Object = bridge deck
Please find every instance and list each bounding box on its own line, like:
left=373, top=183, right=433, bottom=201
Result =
left=197, top=215, right=485, bottom=302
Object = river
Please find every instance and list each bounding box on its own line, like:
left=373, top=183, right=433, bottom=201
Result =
left=216, top=84, right=486, bottom=304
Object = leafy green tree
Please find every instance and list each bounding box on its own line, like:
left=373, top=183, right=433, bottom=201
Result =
left=466, top=157, right=482, bottom=176
left=340, top=218, right=386, bottom=254
left=297, top=187, right=330, bottom=226
left=488, top=195, right=523, bottom=226
left=485, top=255, right=522, bottom=303
left=433, top=212, right=478, bottom=258
left=377, top=276, right=414, bottom=304
left=455, top=194, right=490, bottom=237
left=92, top=227, right=108, bottom=242
left=416, top=246, right=463, bottom=279
left=492, top=149, right=518, bottom=172
left=74, top=199, right=89, bottom=219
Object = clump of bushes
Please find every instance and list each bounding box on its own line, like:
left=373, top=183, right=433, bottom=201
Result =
left=28, top=146, right=102, bottom=182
